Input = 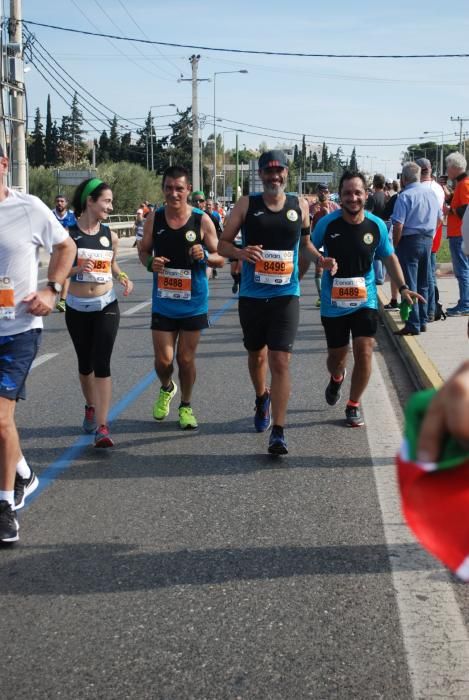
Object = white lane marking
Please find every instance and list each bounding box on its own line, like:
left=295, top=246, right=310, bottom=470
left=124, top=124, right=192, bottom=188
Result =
left=31, top=353, right=58, bottom=370
left=121, top=300, right=151, bottom=316
left=363, top=355, right=469, bottom=698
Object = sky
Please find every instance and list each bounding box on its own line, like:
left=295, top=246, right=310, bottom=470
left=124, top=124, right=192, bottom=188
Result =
left=15, top=0, right=469, bottom=179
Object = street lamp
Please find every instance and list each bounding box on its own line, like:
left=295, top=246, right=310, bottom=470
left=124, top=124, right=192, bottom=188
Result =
left=213, top=70, right=248, bottom=200
left=149, top=103, right=176, bottom=171
left=423, top=131, right=444, bottom=176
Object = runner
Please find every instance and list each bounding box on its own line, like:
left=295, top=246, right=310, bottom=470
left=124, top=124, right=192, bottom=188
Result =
left=132, top=202, right=146, bottom=251
left=218, top=150, right=336, bottom=455
left=139, top=165, right=224, bottom=431
left=65, top=178, right=133, bottom=448
left=0, top=146, right=75, bottom=543
left=51, top=194, right=77, bottom=312
left=313, top=170, right=422, bottom=427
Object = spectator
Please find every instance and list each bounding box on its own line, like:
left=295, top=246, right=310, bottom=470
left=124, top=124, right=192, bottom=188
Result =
left=366, top=174, right=387, bottom=284
left=443, top=152, right=469, bottom=316
left=415, top=158, right=445, bottom=321
left=392, top=162, right=442, bottom=335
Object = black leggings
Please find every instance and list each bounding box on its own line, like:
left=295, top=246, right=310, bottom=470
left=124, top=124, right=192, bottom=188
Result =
left=65, top=300, right=120, bottom=378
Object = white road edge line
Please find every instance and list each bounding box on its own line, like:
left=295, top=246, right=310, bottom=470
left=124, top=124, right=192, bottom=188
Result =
left=31, top=353, right=58, bottom=370
left=363, top=355, right=469, bottom=698
left=122, top=300, right=152, bottom=316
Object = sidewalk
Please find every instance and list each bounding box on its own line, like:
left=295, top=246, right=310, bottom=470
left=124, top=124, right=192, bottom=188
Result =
left=379, top=270, right=469, bottom=389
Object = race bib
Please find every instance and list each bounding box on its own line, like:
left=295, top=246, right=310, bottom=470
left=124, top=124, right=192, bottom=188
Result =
left=254, top=250, right=294, bottom=285
left=76, top=248, right=113, bottom=283
left=0, top=276, right=15, bottom=320
left=157, top=268, right=192, bottom=300
left=331, top=277, right=367, bottom=308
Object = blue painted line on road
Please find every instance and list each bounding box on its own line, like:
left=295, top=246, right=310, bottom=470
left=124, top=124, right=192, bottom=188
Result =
left=23, top=298, right=235, bottom=510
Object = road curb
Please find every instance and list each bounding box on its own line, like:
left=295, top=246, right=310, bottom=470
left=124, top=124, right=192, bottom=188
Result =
left=377, top=288, right=443, bottom=390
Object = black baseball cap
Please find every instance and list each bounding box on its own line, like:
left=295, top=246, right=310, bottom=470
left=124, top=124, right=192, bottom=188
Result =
left=258, top=149, right=288, bottom=170
left=317, top=183, right=329, bottom=191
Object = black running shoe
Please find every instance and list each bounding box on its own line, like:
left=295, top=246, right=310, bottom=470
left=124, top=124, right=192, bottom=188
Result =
left=14, top=470, right=39, bottom=510
left=0, top=500, right=19, bottom=543
left=268, top=427, right=288, bottom=455
left=325, top=368, right=347, bottom=406
left=345, top=405, right=365, bottom=428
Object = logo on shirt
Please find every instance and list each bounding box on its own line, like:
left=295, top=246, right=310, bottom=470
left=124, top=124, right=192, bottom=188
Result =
left=286, top=209, right=298, bottom=222
left=156, top=228, right=165, bottom=236
left=253, top=211, right=264, bottom=217
left=363, top=233, right=374, bottom=245
left=100, top=236, right=111, bottom=247
left=330, top=233, right=340, bottom=239
left=185, top=230, right=197, bottom=243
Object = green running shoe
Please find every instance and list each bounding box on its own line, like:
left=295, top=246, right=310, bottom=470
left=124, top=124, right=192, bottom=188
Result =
left=153, top=381, right=178, bottom=421
left=178, top=405, right=198, bottom=431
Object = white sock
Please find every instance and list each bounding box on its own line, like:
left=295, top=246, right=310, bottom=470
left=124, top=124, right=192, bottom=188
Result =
left=16, top=456, right=31, bottom=479
left=0, top=490, right=15, bottom=507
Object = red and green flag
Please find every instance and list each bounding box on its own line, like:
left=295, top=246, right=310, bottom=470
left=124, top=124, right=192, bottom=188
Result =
left=397, top=389, right=469, bottom=581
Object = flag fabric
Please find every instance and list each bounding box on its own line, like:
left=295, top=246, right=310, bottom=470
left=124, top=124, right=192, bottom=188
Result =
left=396, top=389, right=469, bottom=581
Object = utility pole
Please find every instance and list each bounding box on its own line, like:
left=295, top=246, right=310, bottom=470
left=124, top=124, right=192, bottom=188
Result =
left=450, top=116, right=469, bottom=153
left=0, top=6, right=6, bottom=159
left=179, top=56, right=209, bottom=191
left=9, top=0, right=27, bottom=191
left=235, top=133, right=239, bottom=201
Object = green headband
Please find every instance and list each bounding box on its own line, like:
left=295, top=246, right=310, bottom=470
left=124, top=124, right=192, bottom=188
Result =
left=80, top=178, right=104, bottom=207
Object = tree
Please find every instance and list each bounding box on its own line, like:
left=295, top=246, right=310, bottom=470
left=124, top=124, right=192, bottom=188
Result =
left=28, top=108, right=45, bottom=167
left=349, top=147, right=358, bottom=171
left=321, top=142, right=328, bottom=170
left=44, top=95, right=58, bottom=166
left=97, top=130, right=110, bottom=163
left=108, top=116, right=121, bottom=162
left=167, top=107, right=192, bottom=172
left=69, top=93, right=84, bottom=150
left=311, top=152, right=319, bottom=171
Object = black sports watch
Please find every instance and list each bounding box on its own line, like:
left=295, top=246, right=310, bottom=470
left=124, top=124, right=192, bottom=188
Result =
left=399, top=284, right=409, bottom=294
left=46, top=281, right=63, bottom=294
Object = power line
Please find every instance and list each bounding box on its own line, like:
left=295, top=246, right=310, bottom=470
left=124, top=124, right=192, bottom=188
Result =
left=115, top=0, right=184, bottom=77
left=67, top=1, right=174, bottom=83
left=92, top=0, right=178, bottom=82
left=21, top=20, right=469, bottom=59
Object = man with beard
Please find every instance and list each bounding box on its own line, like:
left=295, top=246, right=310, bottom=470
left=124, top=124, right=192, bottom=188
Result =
left=313, top=170, right=422, bottom=428
left=218, top=150, right=336, bottom=455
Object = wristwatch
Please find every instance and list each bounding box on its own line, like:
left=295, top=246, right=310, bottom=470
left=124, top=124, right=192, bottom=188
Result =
left=399, top=284, right=409, bottom=294
left=46, top=281, right=63, bottom=294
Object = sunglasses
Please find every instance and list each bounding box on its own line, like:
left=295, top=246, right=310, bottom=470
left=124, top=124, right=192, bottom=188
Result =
left=194, top=199, right=205, bottom=203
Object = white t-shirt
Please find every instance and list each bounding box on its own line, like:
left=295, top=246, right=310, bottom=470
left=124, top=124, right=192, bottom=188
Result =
left=0, top=189, right=68, bottom=336
left=422, top=179, right=445, bottom=213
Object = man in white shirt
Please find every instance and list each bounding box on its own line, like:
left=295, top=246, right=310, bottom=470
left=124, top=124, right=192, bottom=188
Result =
left=415, top=158, right=445, bottom=321
left=0, top=146, right=75, bottom=543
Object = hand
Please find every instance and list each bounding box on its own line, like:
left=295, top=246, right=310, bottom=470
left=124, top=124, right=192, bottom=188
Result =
left=239, top=245, right=264, bottom=264
left=417, top=361, right=469, bottom=463
left=77, top=258, right=95, bottom=274
left=189, top=244, right=204, bottom=261
left=152, top=256, right=170, bottom=273
left=318, top=256, right=338, bottom=276
left=22, top=289, right=56, bottom=316
left=119, top=276, right=134, bottom=297
left=402, top=289, right=425, bottom=305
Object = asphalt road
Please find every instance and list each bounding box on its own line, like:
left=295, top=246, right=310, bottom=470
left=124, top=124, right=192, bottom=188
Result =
left=2, top=250, right=469, bottom=699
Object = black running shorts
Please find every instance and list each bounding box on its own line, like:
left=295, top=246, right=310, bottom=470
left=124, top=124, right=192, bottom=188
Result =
left=151, top=312, right=209, bottom=332
left=321, top=307, right=379, bottom=349
left=238, top=295, right=299, bottom=352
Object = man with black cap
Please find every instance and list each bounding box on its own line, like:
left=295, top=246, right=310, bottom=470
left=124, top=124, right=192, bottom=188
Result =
left=0, top=145, right=75, bottom=542
left=218, top=149, right=336, bottom=455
